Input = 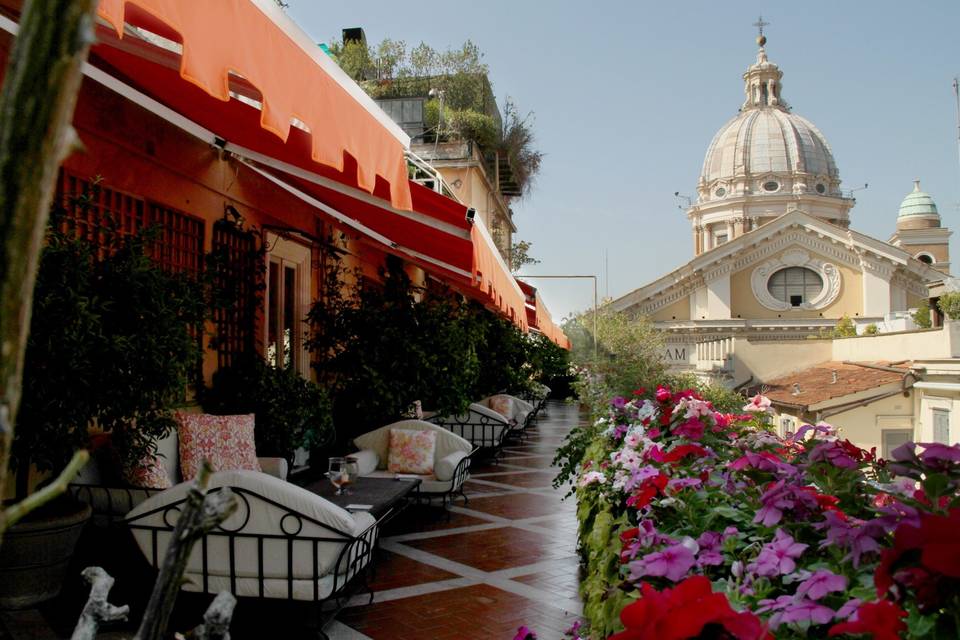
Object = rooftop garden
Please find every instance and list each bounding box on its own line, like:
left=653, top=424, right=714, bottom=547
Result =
left=327, top=37, right=542, bottom=198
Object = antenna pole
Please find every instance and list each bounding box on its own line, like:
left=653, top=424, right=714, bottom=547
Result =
left=954, top=77, right=960, bottom=190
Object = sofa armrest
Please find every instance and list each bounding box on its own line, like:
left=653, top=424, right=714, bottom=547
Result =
left=257, top=457, right=289, bottom=481
left=435, top=450, right=469, bottom=482
left=352, top=449, right=379, bottom=476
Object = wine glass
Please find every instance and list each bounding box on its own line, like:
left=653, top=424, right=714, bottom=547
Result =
left=327, top=457, right=349, bottom=496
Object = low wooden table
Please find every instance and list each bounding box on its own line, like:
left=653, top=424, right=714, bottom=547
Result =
left=301, top=476, right=421, bottom=520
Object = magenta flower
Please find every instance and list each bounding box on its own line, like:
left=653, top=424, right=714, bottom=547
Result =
left=628, top=542, right=696, bottom=582
left=513, top=626, right=536, bottom=640
left=674, top=416, right=705, bottom=440
left=808, top=440, right=859, bottom=469
left=750, top=528, right=808, bottom=577
left=835, top=598, right=862, bottom=620
left=795, top=569, right=847, bottom=600
left=778, top=598, right=836, bottom=626
left=754, top=480, right=819, bottom=526
left=696, top=531, right=725, bottom=566
left=917, top=442, right=960, bottom=467
left=816, top=511, right=883, bottom=567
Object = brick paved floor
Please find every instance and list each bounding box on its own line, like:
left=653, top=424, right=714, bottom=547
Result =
left=337, top=400, right=585, bottom=640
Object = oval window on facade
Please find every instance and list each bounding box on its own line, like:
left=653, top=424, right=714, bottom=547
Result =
left=816, top=183, right=826, bottom=194
left=767, top=267, right=823, bottom=307
left=763, top=181, right=779, bottom=192
left=715, top=187, right=726, bottom=198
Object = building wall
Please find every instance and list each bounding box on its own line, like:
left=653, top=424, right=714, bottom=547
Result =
left=826, top=392, right=914, bottom=456
left=728, top=246, right=863, bottom=320
left=650, top=297, right=691, bottom=321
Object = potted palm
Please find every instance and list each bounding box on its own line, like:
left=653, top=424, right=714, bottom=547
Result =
left=0, top=209, right=204, bottom=608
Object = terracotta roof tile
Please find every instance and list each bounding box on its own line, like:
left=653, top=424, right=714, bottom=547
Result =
left=762, top=361, right=910, bottom=408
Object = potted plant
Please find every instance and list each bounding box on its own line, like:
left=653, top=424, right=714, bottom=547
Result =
left=1, top=208, right=204, bottom=609
left=201, top=355, right=334, bottom=468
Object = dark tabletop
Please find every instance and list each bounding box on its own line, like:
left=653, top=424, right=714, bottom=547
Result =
left=301, top=476, right=421, bottom=519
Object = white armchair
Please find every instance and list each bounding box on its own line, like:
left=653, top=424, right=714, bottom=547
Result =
left=125, top=469, right=381, bottom=602
left=427, top=403, right=514, bottom=458
left=352, top=420, right=475, bottom=505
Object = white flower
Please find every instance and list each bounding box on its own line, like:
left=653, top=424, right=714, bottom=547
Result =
left=743, top=394, right=772, bottom=413
left=578, top=471, right=606, bottom=487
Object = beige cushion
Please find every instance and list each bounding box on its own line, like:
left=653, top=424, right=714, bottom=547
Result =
left=127, top=470, right=369, bottom=580
left=351, top=449, right=379, bottom=475
left=435, top=450, right=469, bottom=482
left=353, top=420, right=471, bottom=471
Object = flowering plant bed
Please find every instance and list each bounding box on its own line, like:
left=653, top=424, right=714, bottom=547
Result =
left=572, top=385, right=960, bottom=639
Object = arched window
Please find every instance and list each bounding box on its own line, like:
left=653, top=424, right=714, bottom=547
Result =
left=915, top=253, right=934, bottom=265
left=767, top=267, right=823, bottom=307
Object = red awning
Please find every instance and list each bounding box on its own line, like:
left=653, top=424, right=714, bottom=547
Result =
left=95, top=0, right=413, bottom=210
left=518, top=280, right=570, bottom=349
left=75, top=6, right=529, bottom=329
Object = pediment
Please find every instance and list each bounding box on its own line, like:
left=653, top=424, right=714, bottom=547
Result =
left=612, top=210, right=937, bottom=315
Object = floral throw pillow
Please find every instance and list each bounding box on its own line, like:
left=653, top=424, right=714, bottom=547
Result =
left=489, top=395, right=513, bottom=420
left=387, top=429, right=436, bottom=475
left=121, top=452, right=172, bottom=490
left=177, top=413, right=261, bottom=481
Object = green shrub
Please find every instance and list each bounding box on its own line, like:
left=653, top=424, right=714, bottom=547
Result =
left=16, top=216, right=204, bottom=476
left=939, top=292, right=960, bottom=320
left=863, top=323, right=879, bottom=335
left=912, top=305, right=932, bottom=328
left=201, top=357, right=333, bottom=461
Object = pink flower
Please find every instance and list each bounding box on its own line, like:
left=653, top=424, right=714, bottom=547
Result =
left=749, top=528, right=807, bottom=577
left=796, top=569, right=848, bottom=600
left=742, top=394, right=772, bottom=413
left=629, top=542, right=697, bottom=582
left=578, top=471, right=606, bottom=487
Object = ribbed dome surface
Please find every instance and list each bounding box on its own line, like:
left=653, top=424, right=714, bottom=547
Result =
left=898, top=181, right=939, bottom=218
left=701, top=108, right=838, bottom=185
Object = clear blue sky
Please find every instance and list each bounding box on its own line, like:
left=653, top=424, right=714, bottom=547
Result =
left=286, top=1, right=960, bottom=321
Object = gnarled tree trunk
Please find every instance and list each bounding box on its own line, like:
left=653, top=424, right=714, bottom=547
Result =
left=0, top=0, right=98, bottom=543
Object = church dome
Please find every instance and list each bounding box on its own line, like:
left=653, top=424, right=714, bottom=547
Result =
left=697, top=44, right=842, bottom=203
left=897, top=179, right=940, bottom=230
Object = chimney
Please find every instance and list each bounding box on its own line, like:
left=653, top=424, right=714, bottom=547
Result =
left=792, top=383, right=802, bottom=396
left=342, top=27, right=367, bottom=47
left=831, top=370, right=839, bottom=384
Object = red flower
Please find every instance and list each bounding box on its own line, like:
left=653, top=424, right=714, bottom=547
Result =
left=626, top=474, right=670, bottom=509
left=876, top=508, right=960, bottom=597
left=661, top=444, right=709, bottom=464
left=608, top=576, right=771, bottom=640
left=827, top=600, right=906, bottom=640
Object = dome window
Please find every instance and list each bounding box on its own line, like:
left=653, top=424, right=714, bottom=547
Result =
left=715, top=187, right=727, bottom=198
left=815, top=183, right=826, bottom=194
left=762, top=181, right=780, bottom=192
left=767, top=267, right=823, bottom=307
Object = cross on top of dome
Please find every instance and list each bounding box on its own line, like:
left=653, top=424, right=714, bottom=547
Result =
left=753, top=15, right=769, bottom=47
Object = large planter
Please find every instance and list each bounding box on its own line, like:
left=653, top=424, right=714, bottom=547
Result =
left=0, top=498, right=92, bottom=609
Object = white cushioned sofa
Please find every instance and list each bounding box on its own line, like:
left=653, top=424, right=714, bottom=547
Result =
left=477, top=394, right=536, bottom=438
left=352, top=420, right=474, bottom=505
left=426, top=403, right=514, bottom=458
left=124, top=470, right=381, bottom=603
left=70, top=419, right=288, bottom=523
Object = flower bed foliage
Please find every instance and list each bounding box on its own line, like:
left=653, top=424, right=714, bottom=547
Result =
left=570, top=381, right=960, bottom=639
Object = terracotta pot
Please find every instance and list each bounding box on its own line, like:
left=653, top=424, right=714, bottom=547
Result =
left=0, top=498, right=92, bottom=609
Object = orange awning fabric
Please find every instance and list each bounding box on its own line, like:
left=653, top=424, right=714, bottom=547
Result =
left=534, top=291, right=571, bottom=349
left=517, top=280, right=570, bottom=349
left=471, top=223, right=528, bottom=332
left=96, top=0, right=413, bottom=211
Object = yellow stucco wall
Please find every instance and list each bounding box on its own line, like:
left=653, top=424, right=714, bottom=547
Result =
left=829, top=392, right=913, bottom=455
left=651, top=296, right=691, bottom=321
left=773, top=392, right=913, bottom=455
left=729, top=247, right=863, bottom=319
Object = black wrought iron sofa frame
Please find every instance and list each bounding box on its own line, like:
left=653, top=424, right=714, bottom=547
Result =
left=73, top=484, right=387, bottom=639
left=427, top=407, right=514, bottom=461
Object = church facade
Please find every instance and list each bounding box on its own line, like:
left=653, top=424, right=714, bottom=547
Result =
left=610, top=35, right=951, bottom=373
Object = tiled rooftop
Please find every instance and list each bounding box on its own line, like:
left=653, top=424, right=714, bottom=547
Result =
left=763, top=361, right=910, bottom=408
